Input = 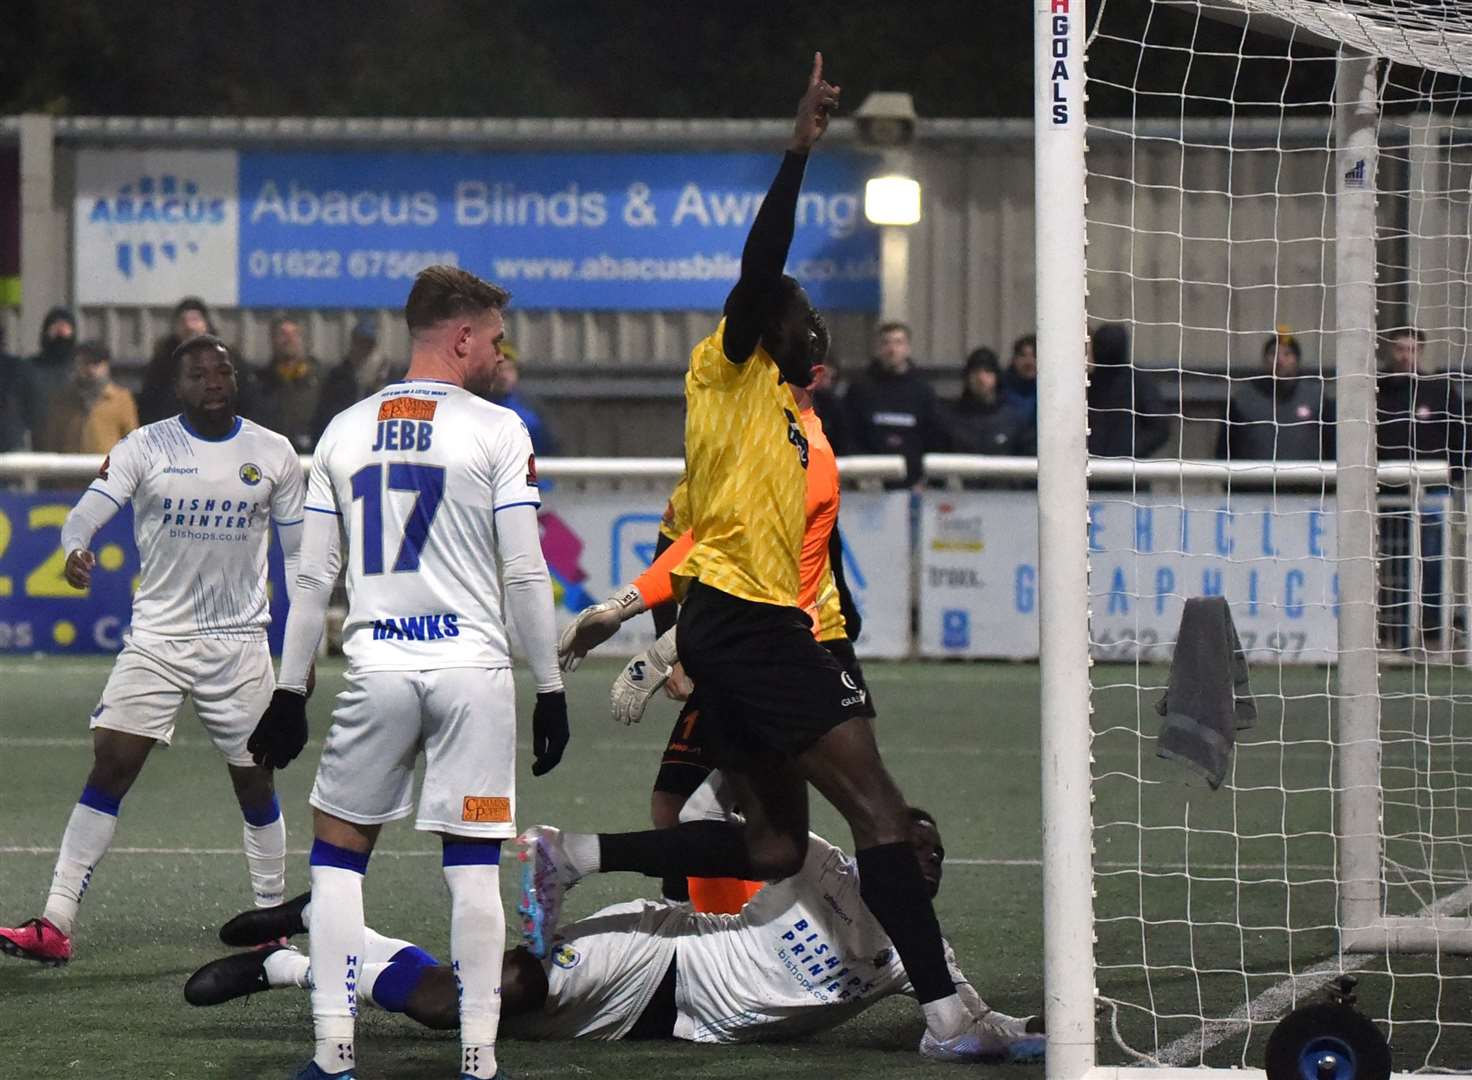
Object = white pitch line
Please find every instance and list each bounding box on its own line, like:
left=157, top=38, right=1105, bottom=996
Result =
left=0, top=735, right=994, bottom=756
left=0, top=846, right=443, bottom=857
left=0, top=846, right=1343, bottom=875
left=1155, top=881, right=1472, bottom=1066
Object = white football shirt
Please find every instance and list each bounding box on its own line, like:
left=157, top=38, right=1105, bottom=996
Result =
left=512, top=834, right=974, bottom=1043
left=83, top=416, right=305, bottom=640
left=306, top=380, right=541, bottom=672
left=671, top=834, right=970, bottom=1042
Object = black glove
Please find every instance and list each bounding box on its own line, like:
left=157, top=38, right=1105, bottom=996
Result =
left=531, top=691, right=569, bottom=777
left=247, top=688, right=309, bottom=770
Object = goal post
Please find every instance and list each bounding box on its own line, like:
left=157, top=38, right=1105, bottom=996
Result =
left=1036, top=1, right=1472, bottom=1075
left=1333, top=47, right=1383, bottom=952
left=1034, top=3, right=1096, bottom=1080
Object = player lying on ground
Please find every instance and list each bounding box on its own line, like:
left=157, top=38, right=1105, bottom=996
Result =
left=245, top=266, right=568, bottom=1080
left=518, top=54, right=1006, bottom=1066
left=561, top=362, right=867, bottom=913
left=1, top=336, right=305, bottom=967
left=186, top=798, right=1044, bottom=1062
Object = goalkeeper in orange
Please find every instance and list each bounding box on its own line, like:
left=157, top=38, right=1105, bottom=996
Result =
left=557, top=365, right=869, bottom=913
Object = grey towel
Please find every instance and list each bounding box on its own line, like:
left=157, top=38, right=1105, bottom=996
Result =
left=1155, top=596, right=1257, bottom=789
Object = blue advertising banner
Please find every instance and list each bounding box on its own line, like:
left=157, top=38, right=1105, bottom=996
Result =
left=0, top=488, right=914, bottom=658
left=235, top=151, right=879, bottom=311
left=0, top=492, right=289, bottom=655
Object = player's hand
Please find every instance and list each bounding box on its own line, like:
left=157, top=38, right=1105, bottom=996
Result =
left=610, top=630, right=679, bottom=726
left=531, top=691, right=570, bottom=776
left=611, top=654, right=670, bottom=726
left=247, top=688, right=309, bottom=770
left=64, top=549, right=95, bottom=590
left=663, top=661, right=694, bottom=702
left=558, top=586, right=645, bottom=671
left=791, top=51, right=840, bottom=153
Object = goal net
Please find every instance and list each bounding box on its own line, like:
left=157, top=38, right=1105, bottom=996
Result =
left=1038, top=1, right=1472, bottom=1076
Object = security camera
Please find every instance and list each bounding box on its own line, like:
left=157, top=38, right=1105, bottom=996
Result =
left=855, top=92, right=918, bottom=148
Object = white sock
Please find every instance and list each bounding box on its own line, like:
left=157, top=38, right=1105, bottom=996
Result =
left=445, top=861, right=505, bottom=1080
left=264, top=947, right=312, bottom=989
left=309, top=862, right=366, bottom=1074
left=243, top=805, right=287, bottom=908
left=363, top=928, right=417, bottom=965
left=43, top=799, right=120, bottom=937
left=923, top=993, right=973, bottom=1041
left=564, top=831, right=601, bottom=877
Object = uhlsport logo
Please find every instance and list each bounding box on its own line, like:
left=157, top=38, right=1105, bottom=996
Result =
left=239, top=462, right=263, bottom=486
left=86, top=174, right=227, bottom=279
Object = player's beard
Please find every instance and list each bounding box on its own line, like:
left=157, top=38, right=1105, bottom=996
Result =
left=466, top=364, right=497, bottom=398
left=197, top=397, right=236, bottom=425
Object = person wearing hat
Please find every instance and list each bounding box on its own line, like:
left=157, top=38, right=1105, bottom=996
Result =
left=312, top=315, right=393, bottom=443
left=1086, top=322, right=1170, bottom=460
left=138, top=297, right=218, bottom=425
left=946, top=346, right=1034, bottom=462
left=1214, top=328, right=1334, bottom=462
left=40, top=341, right=139, bottom=456
left=27, top=306, right=79, bottom=444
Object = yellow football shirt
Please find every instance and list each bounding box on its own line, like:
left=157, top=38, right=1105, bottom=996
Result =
left=673, top=319, right=808, bottom=608
left=660, top=475, right=690, bottom=542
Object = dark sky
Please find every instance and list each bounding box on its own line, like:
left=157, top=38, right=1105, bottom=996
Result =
left=2, top=1, right=1351, bottom=120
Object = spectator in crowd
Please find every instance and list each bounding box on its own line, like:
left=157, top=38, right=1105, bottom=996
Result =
left=844, top=321, right=949, bottom=487
left=1376, top=326, right=1469, bottom=650
left=39, top=341, right=138, bottom=454
left=312, top=314, right=394, bottom=443
left=1002, top=333, right=1038, bottom=422
left=137, top=297, right=216, bottom=425
left=489, top=345, right=560, bottom=455
left=251, top=314, right=323, bottom=451
left=28, top=307, right=78, bottom=438
left=0, top=328, right=36, bottom=452
left=810, top=353, right=852, bottom=454
left=1216, top=330, right=1335, bottom=461
left=946, top=346, right=1034, bottom=457
left=1377, top=326, right=1468, bottom=474
left=1086, top=322, right=1170, bottom=459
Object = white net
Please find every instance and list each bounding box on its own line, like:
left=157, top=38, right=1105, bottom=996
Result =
left=1083, top=0, right=1472, bottom=1070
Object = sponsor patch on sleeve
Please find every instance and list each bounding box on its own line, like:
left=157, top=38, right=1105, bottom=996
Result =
left=378, top=397, right=439, bottom=422
left=462, top=796, right=512, bottom=824
left=97, top=455, right=110, bottom=480
left=525, top=453, right=538, bottom=487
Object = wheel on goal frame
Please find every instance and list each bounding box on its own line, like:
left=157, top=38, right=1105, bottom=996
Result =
left=1265, top=1002, right=1391, bottom=1080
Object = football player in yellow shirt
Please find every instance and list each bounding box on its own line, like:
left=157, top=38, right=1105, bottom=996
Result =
left=526, top=54, right=1009, bottom=1064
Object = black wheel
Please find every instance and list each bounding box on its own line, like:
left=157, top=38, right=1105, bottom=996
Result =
left=1265, top=1003, right=1391, bottom=1080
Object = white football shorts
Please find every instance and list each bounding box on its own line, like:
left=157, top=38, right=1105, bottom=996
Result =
left=89, top=630, right=275, bottom=767
left=309, top=666, right=517, bottom=838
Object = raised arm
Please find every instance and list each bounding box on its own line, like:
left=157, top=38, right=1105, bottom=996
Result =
left=722, top=53, right=840, bottom=364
